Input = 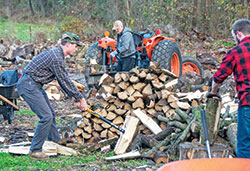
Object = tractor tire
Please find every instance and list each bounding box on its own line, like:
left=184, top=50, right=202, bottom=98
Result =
left=152, top=40, right=182, bottom=77
left=182, top=55, right=204, bottom=77
left=85, top=42, right=102, bottom=64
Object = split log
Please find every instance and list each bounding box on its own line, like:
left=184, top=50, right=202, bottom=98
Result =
left=114, top=72, right=122, bottom=83
left=146, top=100, right=155, bottom=109
left=159, top=73, right=168, bottom=82
left=138, top=70, right=147, bottom=79
left=98, top=73, right=114, bottom=86
left=106, top=112, right=117, bottom=120
left=129, top=75, right=140, bottom=83
left=133, top=83, right=146, bottom=91
left=117, top=91, right=128, bottom=100
left=132, top=98, right=144, bottom=109
left=114, top=115, right=139, bottom=154
left=133, top=109, right=162, bottom=134
left=126, top=86, right=135, bottom=96
left=121, top=72, right=129, bottom=82
left=205, top=94, right=222, bottom=145
left=118, top=82, right=129, bottom=90
left=142, top=84, right=153, bottom=97
left=113, top=116, right=124, bottom=125
left=152, top=80, right=164, bottom=89
left=145, top=73, right=154, bottom=82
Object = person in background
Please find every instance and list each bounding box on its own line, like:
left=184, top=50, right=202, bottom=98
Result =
left=210, top=19, right=250, bottom=158
left=17, top=32, right=87, bottom=160
left=109, top=20, right=136, bottom=71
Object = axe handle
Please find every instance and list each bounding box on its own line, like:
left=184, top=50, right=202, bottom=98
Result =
left=87, top=108, right=125, bottom=133
left=201, top=109, right=212, bottom=158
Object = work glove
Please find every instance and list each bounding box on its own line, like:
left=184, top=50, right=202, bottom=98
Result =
left=109, top=50, right=118, bottom=59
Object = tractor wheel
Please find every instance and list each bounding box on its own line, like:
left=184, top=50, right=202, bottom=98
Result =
left=152, top=40, right=182, bottom=77
left=85, top=42, right=102, bottom=64
left=182, top=56, right=204, bottom=77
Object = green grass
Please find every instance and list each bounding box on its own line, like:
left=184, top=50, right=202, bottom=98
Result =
left=0, top=153, right=97, bottom=171
left=15, top=109, right=35, bottom=117
left=212, top=40, right=236, bottom=48
left=0, top=151, right=154, bottom=171
left=0, top=16, right=60, bottom=43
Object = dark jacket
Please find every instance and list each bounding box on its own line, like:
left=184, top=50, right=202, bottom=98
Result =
left=117, top=27, right=136, bottom=58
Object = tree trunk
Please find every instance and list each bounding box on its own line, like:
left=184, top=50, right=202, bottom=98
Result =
left=244, top=0, right=249, bottom=19
left=29, top=0, right=35, bottom=16
left=192, top=0, right=198, bottom=28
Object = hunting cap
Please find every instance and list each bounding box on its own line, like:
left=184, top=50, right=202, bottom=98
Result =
left=62, top=32, right=82, bottom=46
left=112, top=20, right=123, bottom=30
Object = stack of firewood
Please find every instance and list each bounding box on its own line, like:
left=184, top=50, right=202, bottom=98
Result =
left=73, top=62, right=208, bottom=144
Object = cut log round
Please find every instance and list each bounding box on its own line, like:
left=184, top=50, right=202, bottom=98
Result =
left=129, top=75, right=140, bottom=83
left=117, top=92, right=128, bottom=101
left=93, top=123, right=103, bottom=131
left=106, top=112, right=117, bottom=120
left=74, top=128, right=83, bottom=136
left=142, top=84, right=153, bottom=97
left=159, top=73, right=168, bottom=82
left=153, top=151, right=169, bottom=164
left=121, top=72, right=129, bottom=82
left=113, top=116, right=124, bottom=125
left=132, top=98, right=144, bottom=109
left=82, top=131, right=92, bottom=139
left=126, top=86, right=135, bottom=96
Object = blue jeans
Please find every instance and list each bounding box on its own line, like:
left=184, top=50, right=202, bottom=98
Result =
left=237, top=106, right=250, bottom=158
left=17, top=74, right=60, bottom=152
left=117, top=56, right=136, bottom=72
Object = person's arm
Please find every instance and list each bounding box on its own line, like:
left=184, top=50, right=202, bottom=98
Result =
left=51, top=58, right=87, bottom=110
left=210, top=80, right=221, bottom=94
left=211, top=49, right=235, bottom=94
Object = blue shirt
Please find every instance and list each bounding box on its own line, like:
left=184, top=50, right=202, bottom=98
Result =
left=23, top=46, right=84, bottom=101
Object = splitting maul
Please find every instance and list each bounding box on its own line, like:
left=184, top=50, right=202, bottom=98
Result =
left=86, top=108, right=125, bottom=133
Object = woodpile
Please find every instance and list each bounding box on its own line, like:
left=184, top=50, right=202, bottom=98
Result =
left=70, top=62, right=238, bottom=162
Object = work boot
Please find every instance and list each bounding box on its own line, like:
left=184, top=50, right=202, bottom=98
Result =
left=29, top=151, right=49, bottom=160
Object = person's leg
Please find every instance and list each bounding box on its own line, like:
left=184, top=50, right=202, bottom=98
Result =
left=237, top=106, right=250, bottom=158
left=18, top=76, right=54, bottom=152
left=41, top=88, right=60, bottom=143
left=122, top=57, right=136, bottom=71
left=116, top=59, right=123, bottom=71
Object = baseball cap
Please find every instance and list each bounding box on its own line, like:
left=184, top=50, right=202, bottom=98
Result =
left=112, top=20, right=123, bottom=30
left=62, top=32, right=82, bottom=46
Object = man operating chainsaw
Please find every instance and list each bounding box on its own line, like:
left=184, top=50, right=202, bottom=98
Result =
left=210, top=19, right=250, bottom=158
left=109, top=20, right=136, bottom=71
left=17, top=32, right=87, bottom=160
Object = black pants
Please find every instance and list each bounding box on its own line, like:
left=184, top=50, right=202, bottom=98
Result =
left=117, top=57, right=136, bottom=72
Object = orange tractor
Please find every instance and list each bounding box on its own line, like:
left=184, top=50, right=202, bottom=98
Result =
left=85, top=29, right=203, bottom=85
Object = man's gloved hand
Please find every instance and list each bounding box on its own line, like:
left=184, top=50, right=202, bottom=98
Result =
left=109, top=50, right=118, bottom=59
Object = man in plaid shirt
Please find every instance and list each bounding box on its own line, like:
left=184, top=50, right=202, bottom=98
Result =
left=17, top=32, right=87, bottom=160
left=211, top=19, right=250, bottom=158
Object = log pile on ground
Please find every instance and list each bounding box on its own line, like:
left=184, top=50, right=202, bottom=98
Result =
left=70, top=62, right=238, bottom=162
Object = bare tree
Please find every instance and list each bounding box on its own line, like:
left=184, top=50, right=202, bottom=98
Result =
left=28, top=0, right=35, bottom=16
left=244, top=0, right=249, bottom=19
left=192, top=0, right=198, bottom=28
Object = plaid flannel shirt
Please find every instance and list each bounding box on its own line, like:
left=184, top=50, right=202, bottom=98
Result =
left=23, top=46, right=84, bottom=101
left=213, top=36, right=250, bottom=107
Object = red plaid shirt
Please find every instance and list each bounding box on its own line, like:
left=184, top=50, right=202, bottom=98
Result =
left=213, top=36, right=250, bottom=107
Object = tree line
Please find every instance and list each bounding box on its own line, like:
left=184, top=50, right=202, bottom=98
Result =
left=0, top=0, right=249, bottom=39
